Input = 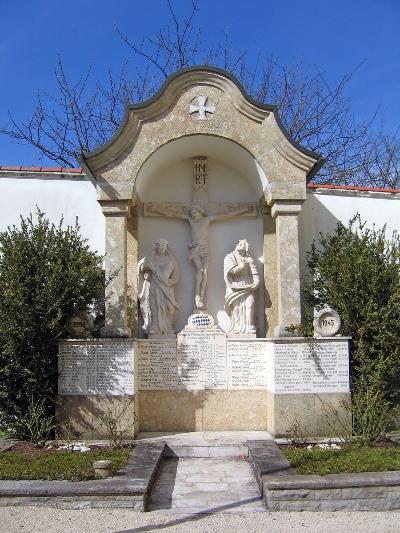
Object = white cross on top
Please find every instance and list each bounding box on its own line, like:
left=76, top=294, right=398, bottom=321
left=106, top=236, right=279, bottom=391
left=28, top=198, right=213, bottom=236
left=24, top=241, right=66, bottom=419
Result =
left=189, top=94, right=216, bottom=120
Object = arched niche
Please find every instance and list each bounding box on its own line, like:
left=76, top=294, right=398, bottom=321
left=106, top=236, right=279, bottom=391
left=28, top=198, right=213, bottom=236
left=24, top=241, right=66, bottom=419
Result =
left=135, top=134, right=266, bottom=334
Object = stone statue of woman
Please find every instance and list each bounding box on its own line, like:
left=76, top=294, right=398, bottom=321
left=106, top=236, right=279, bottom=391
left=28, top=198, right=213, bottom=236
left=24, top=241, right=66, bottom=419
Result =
left=224, top=239, right=260, bottom=334
left=138, top=239, right=179, bottom=335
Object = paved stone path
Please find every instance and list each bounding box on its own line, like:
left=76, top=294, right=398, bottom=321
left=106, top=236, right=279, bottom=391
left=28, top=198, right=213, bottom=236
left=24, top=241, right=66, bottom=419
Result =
left=2, top=507, right=400, bottom=533
left=149, top=457, right=264, bottom=513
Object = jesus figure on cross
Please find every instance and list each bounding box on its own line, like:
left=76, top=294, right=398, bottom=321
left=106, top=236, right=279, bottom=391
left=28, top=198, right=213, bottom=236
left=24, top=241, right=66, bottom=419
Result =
left=144, top=202, right=255, bottom=310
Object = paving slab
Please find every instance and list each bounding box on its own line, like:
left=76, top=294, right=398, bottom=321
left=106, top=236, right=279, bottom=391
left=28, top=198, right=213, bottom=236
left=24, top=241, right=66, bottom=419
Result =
left=149, top=457, right=265, bottom=513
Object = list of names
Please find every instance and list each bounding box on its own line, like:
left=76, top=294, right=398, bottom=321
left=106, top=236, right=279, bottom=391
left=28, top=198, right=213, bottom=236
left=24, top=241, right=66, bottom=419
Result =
left=177, top=331, right=227, bottom=389
left=137, top=340, right=178, bottom=389
left=273, top=341, right=349, bottom=393
left=227, top=341, right=268, bottom=388
left=58, top=341, right=134, bottom=395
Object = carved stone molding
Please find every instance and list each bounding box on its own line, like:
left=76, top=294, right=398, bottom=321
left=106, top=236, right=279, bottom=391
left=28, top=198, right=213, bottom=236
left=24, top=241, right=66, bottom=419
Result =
left=270, top=201, right=303, bottom=217
left=99, top=199, right=132, bottom=217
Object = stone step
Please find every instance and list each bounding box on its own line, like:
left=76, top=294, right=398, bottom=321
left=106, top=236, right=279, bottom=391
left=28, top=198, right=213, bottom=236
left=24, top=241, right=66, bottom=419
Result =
left=149, top=457, right=264, bottom=513
left=164, top=445, right=248, bottom=458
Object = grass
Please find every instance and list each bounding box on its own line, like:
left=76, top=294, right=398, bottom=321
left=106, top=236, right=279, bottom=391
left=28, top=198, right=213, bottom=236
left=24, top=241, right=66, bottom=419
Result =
left=282, top=445, right=400, bottom=475
left=0, top=430, right=7, bottom=438
left=0, top=449, right=129, bottom=481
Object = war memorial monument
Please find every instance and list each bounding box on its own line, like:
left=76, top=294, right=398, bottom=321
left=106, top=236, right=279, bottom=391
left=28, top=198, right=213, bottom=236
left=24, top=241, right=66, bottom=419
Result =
left=57, top=66, right=350, bottom=438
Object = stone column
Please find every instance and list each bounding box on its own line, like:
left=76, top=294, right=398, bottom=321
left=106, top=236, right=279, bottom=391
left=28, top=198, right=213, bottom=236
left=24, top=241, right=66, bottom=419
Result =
left=271, top=201, right=303, bottom=336
left=99, top=200, right=131, bottom=338
left=262, top=204, right=278, bottom=337
left=126, top=205, right=139, bottom=336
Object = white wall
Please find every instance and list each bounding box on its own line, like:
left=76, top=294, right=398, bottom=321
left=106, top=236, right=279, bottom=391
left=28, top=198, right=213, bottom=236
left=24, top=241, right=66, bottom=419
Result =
left=0, top=174, right=105, bottom=254
left=299, top=188, right=400, bottom=281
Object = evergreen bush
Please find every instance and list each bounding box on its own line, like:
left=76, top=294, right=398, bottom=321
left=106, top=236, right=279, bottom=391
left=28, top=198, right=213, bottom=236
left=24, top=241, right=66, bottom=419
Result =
left=0, top=210, right=104, bottom=439
left=303, top=215, right=400, bottom=440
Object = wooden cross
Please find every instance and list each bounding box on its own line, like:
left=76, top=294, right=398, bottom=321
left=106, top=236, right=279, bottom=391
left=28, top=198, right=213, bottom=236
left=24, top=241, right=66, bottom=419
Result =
left=143, top=156, right=257, bottom=312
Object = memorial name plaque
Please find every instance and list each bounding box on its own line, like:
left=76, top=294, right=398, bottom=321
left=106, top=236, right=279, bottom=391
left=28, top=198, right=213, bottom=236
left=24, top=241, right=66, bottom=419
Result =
left=227, top=341, right=268, bottom=388
left=58, top=340, right=134, bottom=395
left=134, top=337, right=349, bottom=393
left=177, top=331, right=227, bottom=389
left=273, top=341, right=349, bottom=394
left=137, top=340, right=178, bottom=390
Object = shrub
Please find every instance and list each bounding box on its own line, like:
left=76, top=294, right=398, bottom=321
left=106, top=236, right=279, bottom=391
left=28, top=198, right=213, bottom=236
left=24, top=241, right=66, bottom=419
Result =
left=0, top=210, right=104, bottom=439
left=303, top=215, right=400, bottom=440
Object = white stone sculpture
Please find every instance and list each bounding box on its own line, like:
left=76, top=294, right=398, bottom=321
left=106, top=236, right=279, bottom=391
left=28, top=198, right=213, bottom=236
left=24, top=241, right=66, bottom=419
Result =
left=138, top=239, right=179, bottom=336
left=224, top=239, right=260, bottom=334
left=145, top=202, right=255, bottom=310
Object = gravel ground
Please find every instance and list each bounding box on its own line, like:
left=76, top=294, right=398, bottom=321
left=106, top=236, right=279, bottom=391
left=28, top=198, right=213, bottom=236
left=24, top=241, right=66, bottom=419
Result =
left=0, top=508, right=399, bottom=533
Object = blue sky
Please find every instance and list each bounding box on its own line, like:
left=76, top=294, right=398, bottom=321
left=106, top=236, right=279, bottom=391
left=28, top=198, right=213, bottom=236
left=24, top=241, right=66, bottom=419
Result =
left=0, top=0, right=399, bottom=166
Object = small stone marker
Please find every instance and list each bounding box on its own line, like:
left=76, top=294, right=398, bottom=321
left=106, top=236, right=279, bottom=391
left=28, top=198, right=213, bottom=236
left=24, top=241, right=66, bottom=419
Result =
left=93, top=459, right=113, bottom=479
left=314, top=307, right=341, bottom=337
left=67, top=312, right=94, bottom=338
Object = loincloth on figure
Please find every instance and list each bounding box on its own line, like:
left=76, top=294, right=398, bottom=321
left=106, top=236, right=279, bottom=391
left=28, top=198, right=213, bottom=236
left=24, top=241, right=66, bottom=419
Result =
left=188, top=242, right=209, bottom=261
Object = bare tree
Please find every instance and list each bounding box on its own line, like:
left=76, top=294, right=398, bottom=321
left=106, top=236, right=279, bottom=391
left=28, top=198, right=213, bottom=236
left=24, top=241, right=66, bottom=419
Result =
left=1, top=0, right=399, bottom=187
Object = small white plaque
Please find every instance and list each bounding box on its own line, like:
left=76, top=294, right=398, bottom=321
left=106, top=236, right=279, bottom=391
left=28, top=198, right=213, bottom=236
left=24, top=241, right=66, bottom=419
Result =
left=314, top=308, right=341, bottom=337
left=67, top=313, right=94, bottom=338
left=188, top=313, right=214, bottom=329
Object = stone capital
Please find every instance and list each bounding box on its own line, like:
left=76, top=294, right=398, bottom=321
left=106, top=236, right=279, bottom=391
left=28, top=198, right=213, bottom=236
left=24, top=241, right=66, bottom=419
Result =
left=270, top=201, right=303, bottom=218
left=99, top=199, right=132, bottom=217
left=264, top=182, right=307, bottom=205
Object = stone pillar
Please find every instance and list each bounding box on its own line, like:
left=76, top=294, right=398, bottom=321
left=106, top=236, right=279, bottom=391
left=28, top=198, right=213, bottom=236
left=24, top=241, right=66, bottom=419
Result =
left=99, top=200, right=131, bottom=337
left=270, top=201, right=303, bottom=336
left=262, top=204, right=278, bottom=337
left=126, top=205, right=139, bottom=336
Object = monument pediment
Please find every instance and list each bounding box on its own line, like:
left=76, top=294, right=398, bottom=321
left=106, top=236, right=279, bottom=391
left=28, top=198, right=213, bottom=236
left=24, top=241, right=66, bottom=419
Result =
left=82, top=66, right=322, bottom=203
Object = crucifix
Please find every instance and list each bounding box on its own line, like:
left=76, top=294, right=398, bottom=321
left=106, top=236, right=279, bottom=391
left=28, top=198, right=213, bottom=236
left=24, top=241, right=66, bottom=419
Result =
left=143, top=156, right=257, bottom=311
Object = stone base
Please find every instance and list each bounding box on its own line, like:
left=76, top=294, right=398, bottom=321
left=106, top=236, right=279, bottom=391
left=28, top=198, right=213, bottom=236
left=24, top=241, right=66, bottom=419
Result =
left=137, top=389, right=351, bottom=437
left=267, top=390, right=352, bottom=438
left=57, top=336, right=351, bottom=438
left=56, top=395, right=137, bottom=440
left=138, top=390, right=269, bottom=432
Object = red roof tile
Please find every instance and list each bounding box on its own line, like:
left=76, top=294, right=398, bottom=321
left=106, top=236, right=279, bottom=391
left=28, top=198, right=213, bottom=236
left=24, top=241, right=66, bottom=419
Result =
left=0, top=165, right=84, bottom=174
left=0, top=167, right=399, bottom=193
left=307, top=183, right=400, bottom=194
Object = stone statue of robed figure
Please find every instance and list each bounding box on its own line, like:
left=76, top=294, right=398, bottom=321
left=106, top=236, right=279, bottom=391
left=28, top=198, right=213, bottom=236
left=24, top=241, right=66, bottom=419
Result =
left=224, top=239, right=260, bottom=334
left=138, top=239, right=179, bottom=335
